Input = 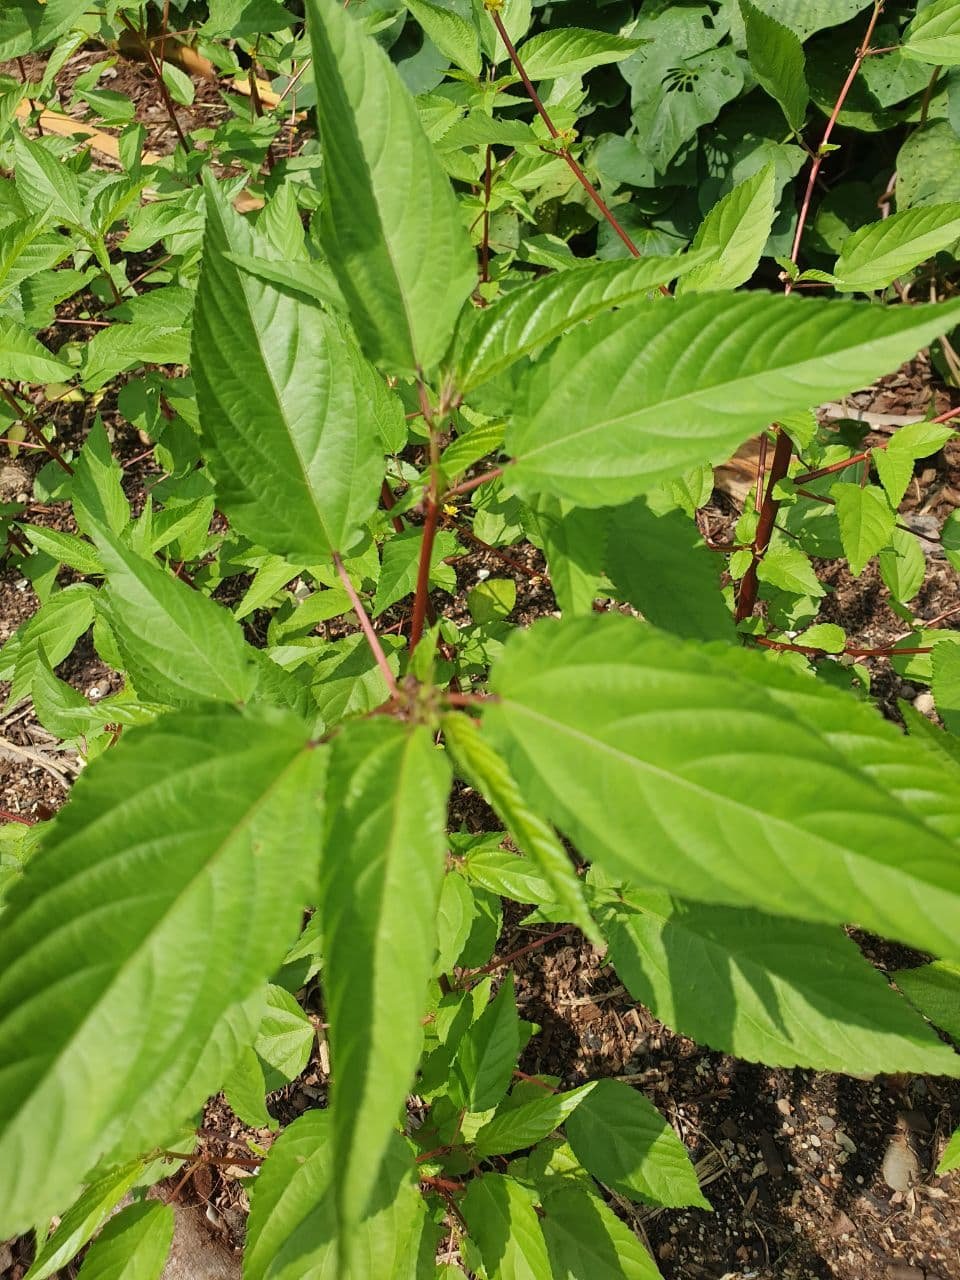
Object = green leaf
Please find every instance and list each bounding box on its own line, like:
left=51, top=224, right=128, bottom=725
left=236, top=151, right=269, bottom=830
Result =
left=507, top=294, right=960, bottom=507
left=255, top=984, right=314, bottom=1083
left=23, top=526, right=103, bottom=576
left=831, top=482, right=896, bottom=576
left=798, top=622, right=846, bottom=653
left=97, top=532, right=257, bottom=706
left=463, top=846, right=553, bottom=904
left=2, top=583, right=95, bottom=710
left=486, top=614, right=960, bottom=960
left=223, top=1047, right=275, bottom=1131
left=461, top=1174, right=551, bottom=1280
left=756, top=541, right=826, bottom=598
left=565, top=1078, right=708, bottom=1209
left=453, top=253, right=707, bottom=396
left=0, top=316, right=70, bottom=383
left=939, top=1127, right=960, bottom=1173
left=879, top=527, right=926, bottom=604
left=605, top=501, right=734, bottom=641
left=524, top=495, right=604, bottom=618
left=24, top=1162, right=145, bottom=1280
left=594, top=882, right=960, bottom=1075
left=437, top=870, right=476, bottom=973
left=372, top=528, right=458, bottom=617
left=441, top=712, right=599, bottom=944
left=467, top=577, right=516, bottom=624
left=75, top=1202, right=174, bottom=1280
left=540, top=1183, right=664, bottom=1280
left=69, top=417, right=131, bottom=538
left=82, top=319, right=191, bottom=391
left=677, top=165, right=777, bottom=295
left=0, top=0, right=89, bottom=60
left=873, top=448, right=916, bottom=510
left=933, top=641, right=960, bottom=735
left=12, top=132, right=86, bottom=228
left=192, top=176, right=382, bottom=561
left=454, top=972, right=519, bottom=1112
left=739, top=0, right=808, bottom=134
left=320, top=719, right=451, bottom=1231
left=305, top=0, right=475, bottom=374
left=517, top=28, right=645, bottom=80
left=246, top=1113, right=431, bottom=1280
left=0, top=705, right=324, bottom=1236
left=405, top=0, right=481, bottom=77
left=473, top=1081, right=597, bottom=1157
left=832, top=204, right=960, bottom=292
left=903, top=0, right=960, bottom=65
left=222, top=253, right=347, bottom=317
left=894, top=961, right=960, bottom=1044
left=742, top=0, right=871, bottom=40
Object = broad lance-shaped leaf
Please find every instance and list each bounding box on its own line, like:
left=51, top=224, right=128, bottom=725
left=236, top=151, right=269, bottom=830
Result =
left=405, top=0, right=481, bottom=77
left=541, top=1183, right=664, bottom=1280
left=452, top=250, right=709, bottom=396
left=75, top=1202, right=174, bottom=1280
left=828, top=204, right=960, bottom=293
left=604, top=500, right=733, bottom=642
left=96, top=531, right=257, bottom=706
left=320, top=719, right=451, bottom=1235
left=442, top=711, right=600, bottom=944
left=676, top=165, right=777, bottom=296
left=506, top=293, right=960, bottom=507
left=903, top=0, right=960, bottom=65
left=516, top=27, right=645, bottom=79
left=0, top=705, right=325, bottom=1237
left=192, top=174, right=382, bottom=561
left=565, top=1078, right=708, bottom=1209
left=486, top=615, right=960, bottom=960
left=0, top=316, right=71, bottom=383
left=738, top=0, right=808, bottom=134
left=306, top=0, right=475, bottom=374
left=245, top=1114, right=432, bottom=1280
left=461, top=1174, right=552, bottom=1280
left=894, top=961, right=960, bottom=1044
left=592, top=879, right=960, bottom=1076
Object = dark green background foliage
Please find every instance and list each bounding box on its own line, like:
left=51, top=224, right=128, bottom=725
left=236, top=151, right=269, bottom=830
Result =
left=1, top=0, right=960, bottom=1277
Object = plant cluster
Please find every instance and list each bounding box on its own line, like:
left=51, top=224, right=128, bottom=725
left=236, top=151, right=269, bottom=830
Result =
left=2, top=0, right=960, bottom=1276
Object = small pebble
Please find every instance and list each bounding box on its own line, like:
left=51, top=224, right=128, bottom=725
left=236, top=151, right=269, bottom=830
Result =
left=818, top=1115, right=836, bottom=1132
left=836, top=1131, right=857, bottom=1154
left=913, top=691, right=936, bottom=718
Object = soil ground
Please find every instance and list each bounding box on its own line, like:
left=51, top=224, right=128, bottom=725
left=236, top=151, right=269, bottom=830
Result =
left=2, top=41, right=960, bottom=1280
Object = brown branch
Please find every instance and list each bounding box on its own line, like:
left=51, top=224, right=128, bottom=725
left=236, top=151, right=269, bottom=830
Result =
left=445, top=466, right=505, bottom=499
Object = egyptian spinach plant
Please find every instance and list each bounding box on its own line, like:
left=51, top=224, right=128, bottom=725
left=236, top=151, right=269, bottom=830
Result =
left=3, top=0, right=960, bottom=1276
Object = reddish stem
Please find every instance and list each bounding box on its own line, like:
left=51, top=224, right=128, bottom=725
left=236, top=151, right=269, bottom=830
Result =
left=735, top=429, right=793, bottom=623
left=410, top=497, right=440, bottom=654
left=0, top=809, right=35, bottom=825
left=446, top=467, right=505, bottom=499
left=489, top=8, right=665, bottom=283
left=480, top=144, right=493, bottom=285
left=466, top=927, right=571, bottom=977
left=333, top=551, right=398, bottom=697
left=380, top=478, right=406, bottom=536
left=754, top=636, right=933, bottom=659
left=786, top=2, right=885, bottom=290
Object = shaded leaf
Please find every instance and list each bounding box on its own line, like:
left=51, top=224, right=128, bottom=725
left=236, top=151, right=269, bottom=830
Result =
left=594, top=880, right=960, bottom=1075
left=75, top=1202, right=174, bottom=1280
left=566, top=1079, right=708, bottom=1208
